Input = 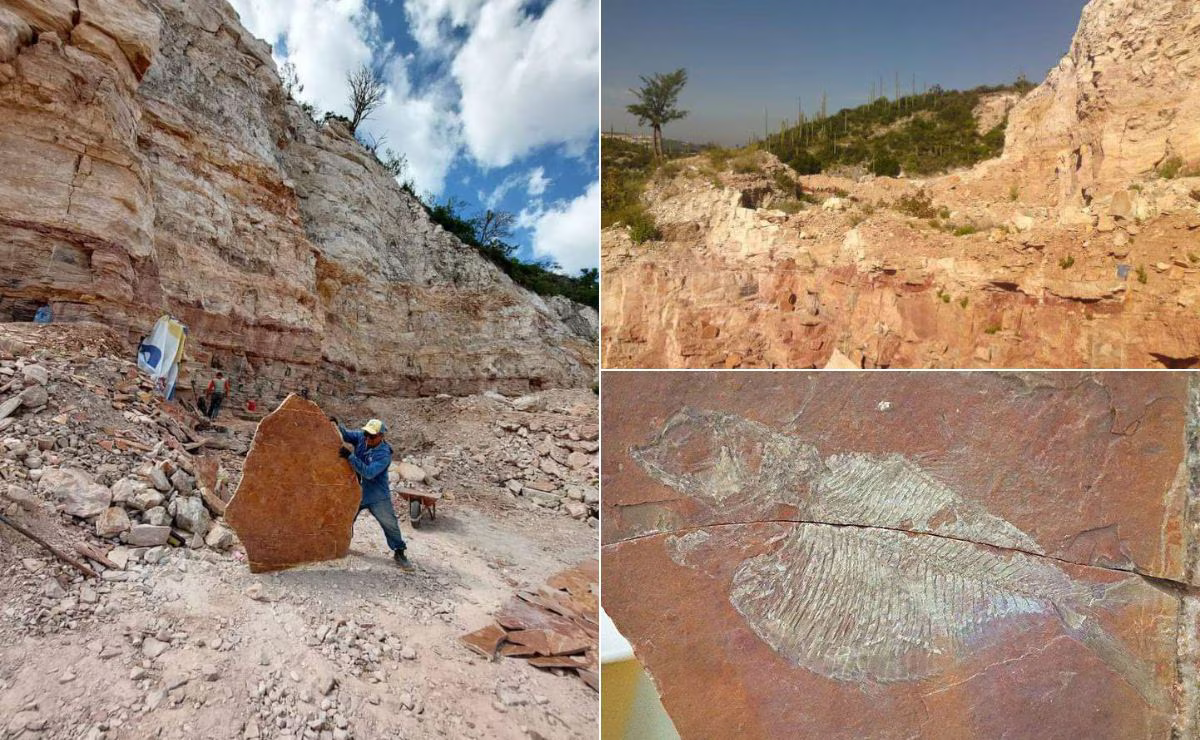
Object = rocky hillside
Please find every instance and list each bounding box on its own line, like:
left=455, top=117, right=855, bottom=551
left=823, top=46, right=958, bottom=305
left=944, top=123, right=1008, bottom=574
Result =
left=0, top=0, right=597, bottom=397
left=603, top=0, right=1200, bottom=369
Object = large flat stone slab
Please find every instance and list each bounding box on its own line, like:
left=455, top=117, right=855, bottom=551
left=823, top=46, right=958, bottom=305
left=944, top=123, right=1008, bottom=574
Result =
left=226, top=395, right=359, bottom=573
left=601, top=372, right=1194, bottom=738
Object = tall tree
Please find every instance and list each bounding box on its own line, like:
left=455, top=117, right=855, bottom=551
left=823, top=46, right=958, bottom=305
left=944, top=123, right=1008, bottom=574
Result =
left=346, top=64, right=386, bottom=134
left=626, top=69, right=689, bottom=159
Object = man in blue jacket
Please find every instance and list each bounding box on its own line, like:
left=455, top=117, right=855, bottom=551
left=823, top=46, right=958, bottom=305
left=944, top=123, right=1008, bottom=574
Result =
left=334, top=417, right=413, bottom=571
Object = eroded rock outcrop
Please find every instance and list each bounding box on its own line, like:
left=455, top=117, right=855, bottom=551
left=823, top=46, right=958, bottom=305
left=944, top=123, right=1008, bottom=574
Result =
left=601, top=372, right=1200, bottom=738
left=602, top=0, right=1200, bottom=369
left=994, top=0, right=1200, bottom=211
left=0, top=0, right=596, bottom=396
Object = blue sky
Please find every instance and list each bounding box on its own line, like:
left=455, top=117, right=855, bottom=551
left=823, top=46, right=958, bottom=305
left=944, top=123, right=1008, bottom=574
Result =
left=603, top=0, right=1088, bottom=146
left=229, top=0, right=599, bottom=274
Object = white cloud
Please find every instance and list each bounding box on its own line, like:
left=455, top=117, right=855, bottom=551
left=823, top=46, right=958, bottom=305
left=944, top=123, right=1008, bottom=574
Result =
left=403, top=0, right=488, bottom=53
left=527, top=167, right=549, bottom=196
left=228, top=0, right=459, bottom=194
left=227, top=0, right=377, bottom=115
left=227, top=0, right=598, bottom=197
left=367, top=57, right=461, bottom=194
left=452, top=0, right=599, bottom=167
left=527, top=182, right=598, bottom=274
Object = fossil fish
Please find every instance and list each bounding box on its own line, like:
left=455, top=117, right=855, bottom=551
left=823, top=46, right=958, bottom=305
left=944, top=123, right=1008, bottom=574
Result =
left=638, top=408, right=1172, bottom=711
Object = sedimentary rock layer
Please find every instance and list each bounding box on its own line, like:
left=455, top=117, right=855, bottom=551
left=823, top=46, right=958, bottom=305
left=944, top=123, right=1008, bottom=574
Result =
left=0, top=0, right=596, bottom=396
left=225, top=395, right=359, bottom=572
left=601, top=0, right=1200, bottom=370
left=601, top=372, right=1200, bottom=738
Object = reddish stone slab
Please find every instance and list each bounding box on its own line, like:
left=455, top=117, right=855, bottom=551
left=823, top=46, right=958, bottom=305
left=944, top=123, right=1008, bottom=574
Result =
left=459, top=624, right=507, bottom=660
left=601, top=372, right=1190, bottom=580
left=601, top=373, right=1192, bottom=738
left=226, top=395, right=359, bottom=572
left=604, top=523, right=1181, bottom=739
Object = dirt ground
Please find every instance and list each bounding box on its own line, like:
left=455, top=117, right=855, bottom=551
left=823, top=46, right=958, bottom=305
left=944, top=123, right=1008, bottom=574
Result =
left=0, top=323, right=599, bottom=740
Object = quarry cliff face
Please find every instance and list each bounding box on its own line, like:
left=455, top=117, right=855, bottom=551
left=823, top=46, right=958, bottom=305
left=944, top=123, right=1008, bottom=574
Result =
left=995, top=0, right=1200, bottom=213
left=602, top=0, right=1200, bottom=370
left=0, top=0, right=597, bottom=396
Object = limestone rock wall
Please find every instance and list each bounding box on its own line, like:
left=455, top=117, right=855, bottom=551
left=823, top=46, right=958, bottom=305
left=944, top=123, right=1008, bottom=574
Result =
left=0, top=0, right=596, bottom=397
left=997, top=0, right=1200, bottom=210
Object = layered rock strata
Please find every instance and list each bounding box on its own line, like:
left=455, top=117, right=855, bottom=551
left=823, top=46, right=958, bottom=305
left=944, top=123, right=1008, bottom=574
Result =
left=602, top=0, right=1200, bottom=369
left=0, top=0, right=596, bottom=396
left=601, top=372, right=1200, bottom=738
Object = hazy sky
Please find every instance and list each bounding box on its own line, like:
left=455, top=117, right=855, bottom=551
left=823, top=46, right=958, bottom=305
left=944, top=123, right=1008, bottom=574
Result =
left=603, top=0, right=1088, bottom=146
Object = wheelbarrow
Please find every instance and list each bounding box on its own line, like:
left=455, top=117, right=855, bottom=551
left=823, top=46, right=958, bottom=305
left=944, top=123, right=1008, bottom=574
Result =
left=397, top=489, right=441, bottom=527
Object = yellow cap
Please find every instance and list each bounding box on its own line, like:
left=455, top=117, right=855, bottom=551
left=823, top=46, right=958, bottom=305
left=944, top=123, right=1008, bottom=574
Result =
left=361, top=419, right=385, bottom=435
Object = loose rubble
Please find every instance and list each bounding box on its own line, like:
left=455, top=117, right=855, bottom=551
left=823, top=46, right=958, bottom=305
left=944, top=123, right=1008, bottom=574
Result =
left=0, top=323, right=599, bottom=739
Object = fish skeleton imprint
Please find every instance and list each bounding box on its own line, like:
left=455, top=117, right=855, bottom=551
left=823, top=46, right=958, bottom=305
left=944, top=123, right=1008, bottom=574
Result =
left=600, top=372, right=1197, bottom=738
left=638, top=410, right=1168, bottom=709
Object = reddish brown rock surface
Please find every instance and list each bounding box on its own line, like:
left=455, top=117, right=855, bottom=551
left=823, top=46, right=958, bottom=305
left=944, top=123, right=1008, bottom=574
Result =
left=601, top=372, right=1200, bottom=738
left=602, top=0, right=1200, bottom=370
left=225, top=395, right=358, bottom=572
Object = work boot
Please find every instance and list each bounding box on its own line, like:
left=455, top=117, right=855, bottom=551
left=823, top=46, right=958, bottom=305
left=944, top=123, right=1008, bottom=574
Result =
left=393, top=548, right=414, bottom=571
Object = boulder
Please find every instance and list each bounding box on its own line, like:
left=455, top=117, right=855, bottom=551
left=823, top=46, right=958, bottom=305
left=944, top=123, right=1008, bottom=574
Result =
left=169, top=469, right=194, bottom=494
left=21, top=365, right=48, bottom=385
left=129, top=489, right=165, bottom=512
left=204, top=523, right=235, bottom=551
left=148, top=465, right=171, bottom=492
left=173, top=495, right=211, bottom=535
left=144, top=506, right=171, bottom=526
left=38, top=468, right=111, bottom=519
left=127, top=525, right=171, bottom=547
left=395, top=462, right=426, bottom=483
left=563, top=500, right=589, bottom=519
left=95, top=506, right=131, bottom=538
left=17, top=384, right=47, bottom=408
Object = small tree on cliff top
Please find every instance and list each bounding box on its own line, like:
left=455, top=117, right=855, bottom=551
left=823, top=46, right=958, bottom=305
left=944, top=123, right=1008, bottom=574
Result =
left=627, top=69, right=689, bottom=159
left=347, top=64, right=386, bottom=135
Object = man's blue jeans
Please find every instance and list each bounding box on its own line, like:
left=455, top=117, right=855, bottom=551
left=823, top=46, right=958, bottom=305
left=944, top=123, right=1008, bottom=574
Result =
left=357, top=499, right=407, bottom=552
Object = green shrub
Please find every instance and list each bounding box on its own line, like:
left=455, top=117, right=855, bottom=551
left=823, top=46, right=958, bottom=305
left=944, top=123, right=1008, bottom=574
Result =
left=1137, top=265, right=1148, bottom=284
left=627, top=209, right=662, bottom=244
left=787, top=150, right=822, bottom=175
left=895, top=190, right=938, bottom=219
left=1158, top=156, right=1185, bottom=180
left=773, top=170, right=802, bottom=199
left=984, top=324, right=1001, bottom=335
left=659, top=161, right=683, bottom=178
left=707, top=147, right=732, bottom=171
left=1189, top=253, right=1199, bottom=264
left=1009, top=184, right=1020, bottom=202
left=871, top=155, right=901, bottom=177
left=953, top=225, right=978, bottom=237
left=959, top=296, right=969, bottom=309
left=731, top=154, right=763, bottom=175
left=760, top=79, right=1029, bottom=177
left=1059, top=255, right=1075, bottom=269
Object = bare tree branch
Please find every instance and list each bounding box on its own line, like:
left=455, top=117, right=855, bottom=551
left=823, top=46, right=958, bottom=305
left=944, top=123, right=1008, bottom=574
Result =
left=347, top=64, right=386, bottom=134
